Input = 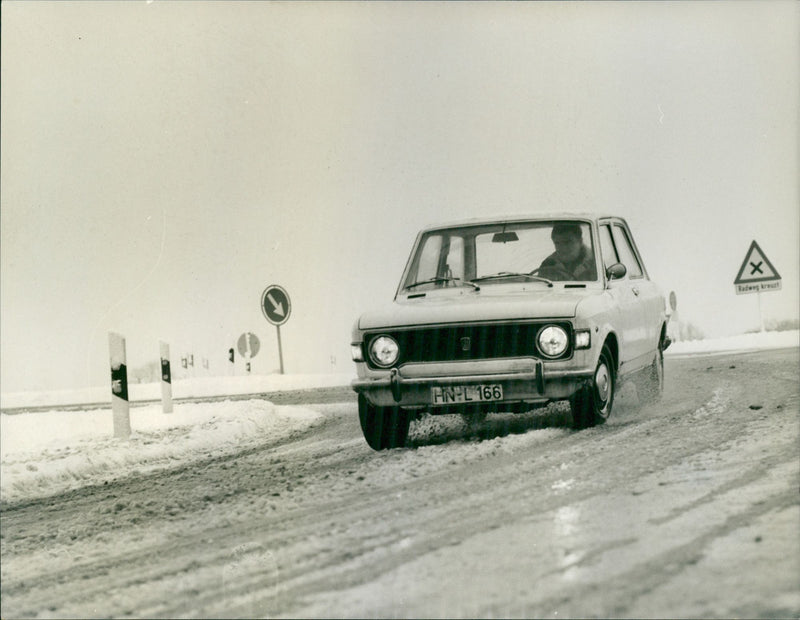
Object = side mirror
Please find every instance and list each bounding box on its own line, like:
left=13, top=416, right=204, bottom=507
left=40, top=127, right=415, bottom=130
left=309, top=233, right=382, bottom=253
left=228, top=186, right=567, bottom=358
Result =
left=606, top=262, right=627, bottom=281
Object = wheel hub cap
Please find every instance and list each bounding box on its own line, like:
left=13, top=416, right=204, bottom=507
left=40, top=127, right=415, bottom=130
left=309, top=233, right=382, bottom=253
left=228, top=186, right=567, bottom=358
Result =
left=595, top=364, right=610, bottom=404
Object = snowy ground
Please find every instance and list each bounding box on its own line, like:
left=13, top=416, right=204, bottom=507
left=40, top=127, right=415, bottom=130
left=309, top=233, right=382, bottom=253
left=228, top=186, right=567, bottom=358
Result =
left=666, top=329, right=799, bottom=356
left=0, top=373, right=352, bottom=504
left=1, top=331, right=797, bottom=504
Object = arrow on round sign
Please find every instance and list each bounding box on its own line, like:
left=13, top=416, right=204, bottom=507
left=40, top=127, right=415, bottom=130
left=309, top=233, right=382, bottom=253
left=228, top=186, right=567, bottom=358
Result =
left=267, top=293, right=285, bottom=317
left=261, top=285, right=291, bottom=327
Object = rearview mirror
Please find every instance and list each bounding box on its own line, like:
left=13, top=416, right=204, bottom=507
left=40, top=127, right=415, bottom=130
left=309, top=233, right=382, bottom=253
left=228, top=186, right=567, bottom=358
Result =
left=606, top=263, right=627, bottom=280
left=492, top=231, right=519, bottom=243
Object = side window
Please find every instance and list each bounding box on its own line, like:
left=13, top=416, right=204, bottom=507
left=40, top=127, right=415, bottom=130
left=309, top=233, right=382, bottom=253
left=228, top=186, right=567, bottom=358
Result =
left=408, top=234, right=464, bottom=286
left=611, top=225, right=643, bottom=278
left=414, top=235, right=443, bottom=282
left=599, top=224, right=618, bottom=270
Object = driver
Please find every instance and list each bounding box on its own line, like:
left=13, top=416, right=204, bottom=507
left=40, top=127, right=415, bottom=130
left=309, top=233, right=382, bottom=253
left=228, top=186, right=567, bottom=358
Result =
left=537, top=222, right=597, bottom=281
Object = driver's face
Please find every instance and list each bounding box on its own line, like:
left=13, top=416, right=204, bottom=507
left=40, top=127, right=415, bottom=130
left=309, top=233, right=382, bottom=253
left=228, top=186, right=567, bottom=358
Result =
left=552, top=233, right=582, bottom=263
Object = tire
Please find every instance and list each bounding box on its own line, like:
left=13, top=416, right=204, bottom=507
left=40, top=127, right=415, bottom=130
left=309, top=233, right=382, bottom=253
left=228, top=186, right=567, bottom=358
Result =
left=570, top=344, right=615, bottom=430
left=358, top=394, right=411, bottom=450
left=636, top=345, right=664, bottom=406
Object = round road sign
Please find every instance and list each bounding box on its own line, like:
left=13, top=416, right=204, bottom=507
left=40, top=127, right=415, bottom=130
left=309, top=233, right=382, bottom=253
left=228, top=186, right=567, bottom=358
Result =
left=261, top=285, right=291, bottom=326
left=237, top=332, right=260, bottom=358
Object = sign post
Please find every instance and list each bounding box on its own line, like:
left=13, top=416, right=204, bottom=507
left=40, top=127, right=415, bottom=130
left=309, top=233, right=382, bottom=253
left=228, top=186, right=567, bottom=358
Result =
left=237, top=332, right=260, bottom=374
left=261, top=285, right=291, bottom=374
left=667, top=290, right=680, bottom=343
left=733, top=240, right=782, bottom=332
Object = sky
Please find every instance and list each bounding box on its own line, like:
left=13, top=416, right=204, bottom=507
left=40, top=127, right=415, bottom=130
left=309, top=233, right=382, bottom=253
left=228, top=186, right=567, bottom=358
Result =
left=1, top=1, right=798, bottom=393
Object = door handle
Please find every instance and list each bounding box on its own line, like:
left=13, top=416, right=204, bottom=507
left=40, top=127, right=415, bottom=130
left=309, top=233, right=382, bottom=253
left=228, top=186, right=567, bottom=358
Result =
left=632, top=286, right=640, bottom=296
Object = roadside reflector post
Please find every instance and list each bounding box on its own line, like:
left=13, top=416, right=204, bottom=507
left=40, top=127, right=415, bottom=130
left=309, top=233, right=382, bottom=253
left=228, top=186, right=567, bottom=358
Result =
left=160, top=340, right=173, bottom=414
left=109, top=332, right=131, bottom=439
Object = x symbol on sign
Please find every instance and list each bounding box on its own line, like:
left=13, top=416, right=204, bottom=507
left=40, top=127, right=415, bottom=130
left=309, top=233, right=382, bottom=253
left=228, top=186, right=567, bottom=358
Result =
left=750, top=261, right=763, bottom=275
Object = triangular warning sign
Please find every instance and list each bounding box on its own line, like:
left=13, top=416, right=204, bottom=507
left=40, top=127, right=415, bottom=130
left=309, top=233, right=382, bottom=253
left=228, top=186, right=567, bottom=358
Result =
left=734, top=240, right=781, bottom=284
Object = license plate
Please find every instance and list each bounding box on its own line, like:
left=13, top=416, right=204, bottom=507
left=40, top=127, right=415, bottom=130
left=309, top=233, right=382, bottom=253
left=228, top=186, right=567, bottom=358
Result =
left=431, top=384, right=503, bottom=405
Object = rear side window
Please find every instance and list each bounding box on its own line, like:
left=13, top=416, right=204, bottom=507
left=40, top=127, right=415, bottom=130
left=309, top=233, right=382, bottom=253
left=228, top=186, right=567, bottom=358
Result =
left=611, top=225, right=643, bottom=278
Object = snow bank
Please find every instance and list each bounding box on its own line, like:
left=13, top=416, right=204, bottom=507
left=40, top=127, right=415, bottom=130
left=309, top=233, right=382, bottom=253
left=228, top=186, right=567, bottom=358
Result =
left=1, top=399, right=322, bottom=503
left=666, top=330, right=799, bottom=356
left=1, top=372, right=349, bottom=503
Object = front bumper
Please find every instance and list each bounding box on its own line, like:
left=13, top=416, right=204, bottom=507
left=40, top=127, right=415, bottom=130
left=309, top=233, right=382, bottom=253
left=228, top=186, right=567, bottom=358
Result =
left=352, top=357, right=594, bottom=409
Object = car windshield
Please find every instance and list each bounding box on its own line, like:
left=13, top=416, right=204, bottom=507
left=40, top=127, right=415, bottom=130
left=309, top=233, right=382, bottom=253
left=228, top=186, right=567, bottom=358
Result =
left=401, top=220, right=598, bottom=292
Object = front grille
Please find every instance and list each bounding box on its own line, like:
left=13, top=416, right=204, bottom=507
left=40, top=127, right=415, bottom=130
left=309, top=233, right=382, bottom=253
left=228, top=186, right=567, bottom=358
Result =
left=364, top=321, right=572, bottom=368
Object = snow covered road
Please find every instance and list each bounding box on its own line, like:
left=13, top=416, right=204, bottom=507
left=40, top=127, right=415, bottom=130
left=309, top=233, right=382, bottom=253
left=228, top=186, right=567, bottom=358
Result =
left=1, top=345, right=798, bottom=618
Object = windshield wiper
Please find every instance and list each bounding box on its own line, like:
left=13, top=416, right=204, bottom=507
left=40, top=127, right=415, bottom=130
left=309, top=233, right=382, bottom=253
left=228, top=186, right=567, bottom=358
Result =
left=405, top=277, right=480, bottom=291
left=523, top=275, right=554, bottom=287
left=470, top=272, right=553, bottom=287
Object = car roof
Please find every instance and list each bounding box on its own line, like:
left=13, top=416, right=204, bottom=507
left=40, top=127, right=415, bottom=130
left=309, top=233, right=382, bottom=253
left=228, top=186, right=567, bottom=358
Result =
left=420, top=212, right=621, bottom=231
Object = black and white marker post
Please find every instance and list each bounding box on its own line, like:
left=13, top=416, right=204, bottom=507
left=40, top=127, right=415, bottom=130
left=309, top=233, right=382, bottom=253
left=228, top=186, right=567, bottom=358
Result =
left=109, top=332, right=131, bottom=438
left=160, top=340, right=173, bottom=414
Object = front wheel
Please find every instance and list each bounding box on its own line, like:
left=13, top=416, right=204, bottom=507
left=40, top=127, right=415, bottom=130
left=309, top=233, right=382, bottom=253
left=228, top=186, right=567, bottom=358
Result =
left=358, top=394, right=411, bottom=450
left=570, top=344, right=615, bottom=430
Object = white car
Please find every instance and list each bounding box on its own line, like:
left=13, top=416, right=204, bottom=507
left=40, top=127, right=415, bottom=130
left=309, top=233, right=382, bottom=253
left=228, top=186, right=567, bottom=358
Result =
left=351, top=214, right=670, bottom=450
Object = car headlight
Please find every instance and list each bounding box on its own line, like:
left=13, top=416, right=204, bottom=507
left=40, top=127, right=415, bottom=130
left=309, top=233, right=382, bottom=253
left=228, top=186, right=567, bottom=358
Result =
left=369, top=335, right=400, bottom=367
left=538, top=325, right=569, bottom=358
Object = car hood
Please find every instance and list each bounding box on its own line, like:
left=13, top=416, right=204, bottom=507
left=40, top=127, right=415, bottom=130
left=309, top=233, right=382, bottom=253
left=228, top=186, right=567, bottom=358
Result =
left=357, top=287, right=598, bottom=330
